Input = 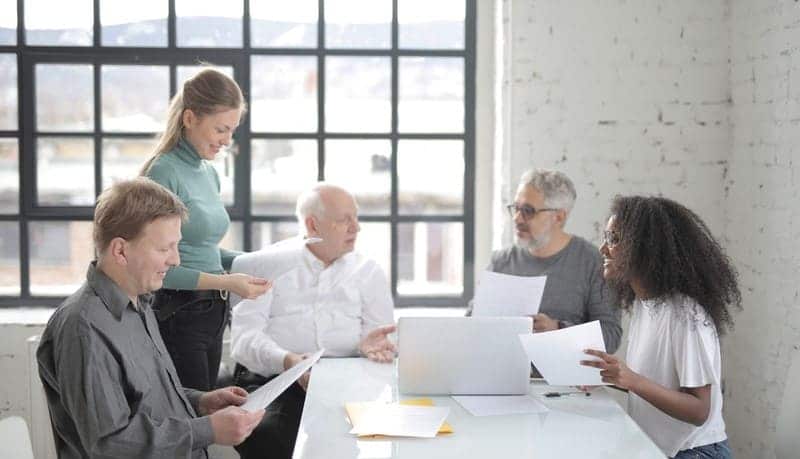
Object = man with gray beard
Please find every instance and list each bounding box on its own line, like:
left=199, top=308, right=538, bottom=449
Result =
left=470, top=169, right=621, bottom=353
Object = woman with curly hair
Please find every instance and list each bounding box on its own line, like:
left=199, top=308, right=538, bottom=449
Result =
left=581, top=195, right=740, bottom=459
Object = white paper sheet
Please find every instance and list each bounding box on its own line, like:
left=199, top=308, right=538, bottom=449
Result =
left=472, top=271, right=547, bottom=317
left=241, top=349, right=324, bottom=412
left=229, top=236, right=322, bottom=306
left=349, top=404, right=450, bottom=438
left=452, top=395, right=549, bottom=416
left=517, top=320, right=608, bottom=386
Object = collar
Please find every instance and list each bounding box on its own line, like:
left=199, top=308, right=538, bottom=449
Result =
left=302, top=245, right=355, bottom=273
left=87, top=261, right=151, bottom=320
left=173, top=137, right=203, bottom=168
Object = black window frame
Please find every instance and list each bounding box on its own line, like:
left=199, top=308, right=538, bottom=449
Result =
left=0, top=0, right=476, bottom=307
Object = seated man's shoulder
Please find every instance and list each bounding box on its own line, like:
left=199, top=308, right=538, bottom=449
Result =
left=568, top=236, right=602, bottom=259
left=490, top=246, right=518, bottom=265
left=47, top=285, right=117, bottom=338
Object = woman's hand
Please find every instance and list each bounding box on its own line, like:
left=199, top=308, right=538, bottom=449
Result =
left=580, top=349, right=641, bottom=391
left=225, top=274, right=272, bottom=300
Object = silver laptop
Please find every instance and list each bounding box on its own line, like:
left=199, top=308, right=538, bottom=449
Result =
left=398, top=317, right=532, bottom=395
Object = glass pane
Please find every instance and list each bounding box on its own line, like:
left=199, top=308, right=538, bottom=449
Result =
left=324, top=139, right=390, bottom=215
left=358, top=222, right=391, bottom=283
left=100, top=0, right=167, bottom=46
left=0, top=54, right=17, bottom=130
left=209, top=149, right=235, bottom=206
left=25, top=0, right=93, bottom=46
left=325, top=0, right=391, bottom=49
left=397, top=222, right=463, bottom=296
left=252, top=221, right=300, bottom=249
left=102, top=65, right=169, bottom=132
left=30, top=221, right=94, bottom=296
left=101, top=138, right=157, bottom=189
left=37, top=137, right=94, bottom=206
left=398, top=140, right=463, bottom=215
left=176, top=0, right=243, bottom=47
left=36, top=64, right=94, bottom=132
left=251, top=56, right=317, bottom=132
left=0, top=3, right=15, bottom=45
left=0, top=222, right=20, bottom=295
left=0, top=138, right=19, bottom=213
left=177, top=65, right=234, bottom=86
left=398, top=0, right=464, bottom=49
left=326, top=57, right=390, bottom=133
left=251, top=139, right=318, bottom=214
left=220, top=221, right=243, bottom=252
left=251, top=0, right=316, bottom=48
left=399, top=57, right=464, bottom=133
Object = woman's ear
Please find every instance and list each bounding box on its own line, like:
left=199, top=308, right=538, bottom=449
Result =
left=182, top=109, right=196, bottom=130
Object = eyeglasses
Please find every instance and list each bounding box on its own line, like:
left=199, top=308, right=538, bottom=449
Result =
left=602, top=230, right=621, bottom=247
left=505, top=203, right=558, bottom=220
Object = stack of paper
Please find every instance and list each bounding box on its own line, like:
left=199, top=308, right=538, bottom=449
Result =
left=345, top=399, right=452, bottom=438
left=517, top=320, right=608, bottom=386
left=472, top=271, right=547, bottom=317
left=452, top=395, right=549, bottom=416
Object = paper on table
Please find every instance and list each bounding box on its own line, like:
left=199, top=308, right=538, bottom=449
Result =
left=241, top=349, right=324, bottom=412
left=345, top=399, right=453, bottom=437
left=452, top=395, right=549, bottom=417
left=229, top=236, right=322, bottom=306
left=517, top=320, right=608, bottom=386
left=472, top=271, right=547, bottom=317
left=349, top=403, right=450, bottom=438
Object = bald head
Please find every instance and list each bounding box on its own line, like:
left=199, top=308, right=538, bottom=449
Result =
left=296, top=183, right=360, bottom=265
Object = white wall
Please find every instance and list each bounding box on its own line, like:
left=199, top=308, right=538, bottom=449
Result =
left=500, top=1, right=799, bottom=458
left=500, top=0, right=731, bottom=244
left=725, top=1, right=800, bottom=458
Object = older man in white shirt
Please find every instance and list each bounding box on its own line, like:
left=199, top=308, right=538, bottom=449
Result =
left=230, top=183, right=395, bottom=459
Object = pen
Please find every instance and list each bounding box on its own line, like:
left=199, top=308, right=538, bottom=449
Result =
left=543, top=391, right=591, bottom=398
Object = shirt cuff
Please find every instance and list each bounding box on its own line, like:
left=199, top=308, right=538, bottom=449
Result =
left=183, top=389, right=204, bottom=414
left=189, top=416, right=215, bottom=451
left=267, top=348, right=290, bottom=376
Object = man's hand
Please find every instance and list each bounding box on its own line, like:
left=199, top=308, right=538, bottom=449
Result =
left=580, top=349, right=641, bottom=391
left=198, top=386, right=249, bottom=415
left=209, top=406, right=265, bottom=446
left=359, top=324, right=397, bottom=363
left=532, top=313, right=559, bottom=332
left=284, top=352, right=311, bottom=391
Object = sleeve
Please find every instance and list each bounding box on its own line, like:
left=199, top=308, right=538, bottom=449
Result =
left=220, top=248, right=243, bottom=271
left=230, top=293, right=290, bottom=377
left=147, top=161, right=202, bottom=290
left=584, top=254, right=623, bottom=354
left=671, top=304, right=719, bottom=388
left=56, top=326, right=213, bottom=457
left=359, top=262, right=395, bottom=338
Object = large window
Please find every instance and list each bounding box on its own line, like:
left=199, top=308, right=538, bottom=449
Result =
left=0, top=0, right=475, bottom=307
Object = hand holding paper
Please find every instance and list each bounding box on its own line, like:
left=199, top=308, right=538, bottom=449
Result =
left=518, top=320, right=608, bottom=386
left=241, top=349, right=324, bottom=412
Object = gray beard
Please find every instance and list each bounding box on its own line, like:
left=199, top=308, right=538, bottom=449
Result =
left=515, top=232, right=551, bottom=251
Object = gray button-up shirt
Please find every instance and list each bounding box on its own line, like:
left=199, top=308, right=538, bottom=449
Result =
left=37, top=262, right=214, bottom=458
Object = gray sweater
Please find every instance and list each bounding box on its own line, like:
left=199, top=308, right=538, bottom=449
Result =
left=475, top=236, right=622, bottom=353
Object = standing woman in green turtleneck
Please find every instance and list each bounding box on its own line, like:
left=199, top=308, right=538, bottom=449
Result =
left=140, top=68, right=271, bottom=391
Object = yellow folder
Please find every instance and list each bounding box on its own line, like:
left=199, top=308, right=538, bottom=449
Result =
left=345, top=398, right=454, bottom=437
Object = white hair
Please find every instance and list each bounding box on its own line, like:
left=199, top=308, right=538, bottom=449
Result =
left=519, top=168, right=577, bottom=214
left=295, top=182, right=357, bottom=235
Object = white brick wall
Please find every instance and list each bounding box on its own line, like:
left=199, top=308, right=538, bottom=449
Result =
left=725, top=1, right=800, bottom=458
left=502, top=1, right=800, bottom=457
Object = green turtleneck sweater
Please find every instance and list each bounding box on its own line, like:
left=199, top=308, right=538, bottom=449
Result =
left=146, top=138, right=240, bottom=289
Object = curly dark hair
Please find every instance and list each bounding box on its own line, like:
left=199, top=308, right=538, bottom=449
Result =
left=607, top=195, right=741, bottom=334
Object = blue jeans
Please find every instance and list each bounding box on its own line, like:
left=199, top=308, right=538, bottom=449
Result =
left=673, top=439, right=732, bottom=459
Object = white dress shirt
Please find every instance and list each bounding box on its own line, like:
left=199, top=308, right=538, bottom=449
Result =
left=231, top=246, right=394, bottom=377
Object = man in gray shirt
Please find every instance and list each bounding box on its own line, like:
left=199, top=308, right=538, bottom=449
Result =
left=37, top=178, right=264, bottom=458
left=472, top=169, right=621, bottom=353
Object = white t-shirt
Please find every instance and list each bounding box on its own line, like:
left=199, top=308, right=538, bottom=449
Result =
left=230, top=247, right=394, bottom=377
left=625, top=294, right=727, bottom=457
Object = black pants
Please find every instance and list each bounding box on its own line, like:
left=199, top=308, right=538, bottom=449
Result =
left=152, top=289, right=229, bottom=391
left=234, top=366, right=306, bottom=459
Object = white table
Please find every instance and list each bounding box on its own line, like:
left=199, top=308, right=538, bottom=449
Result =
left=293, top=358, right=666, bottom=459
